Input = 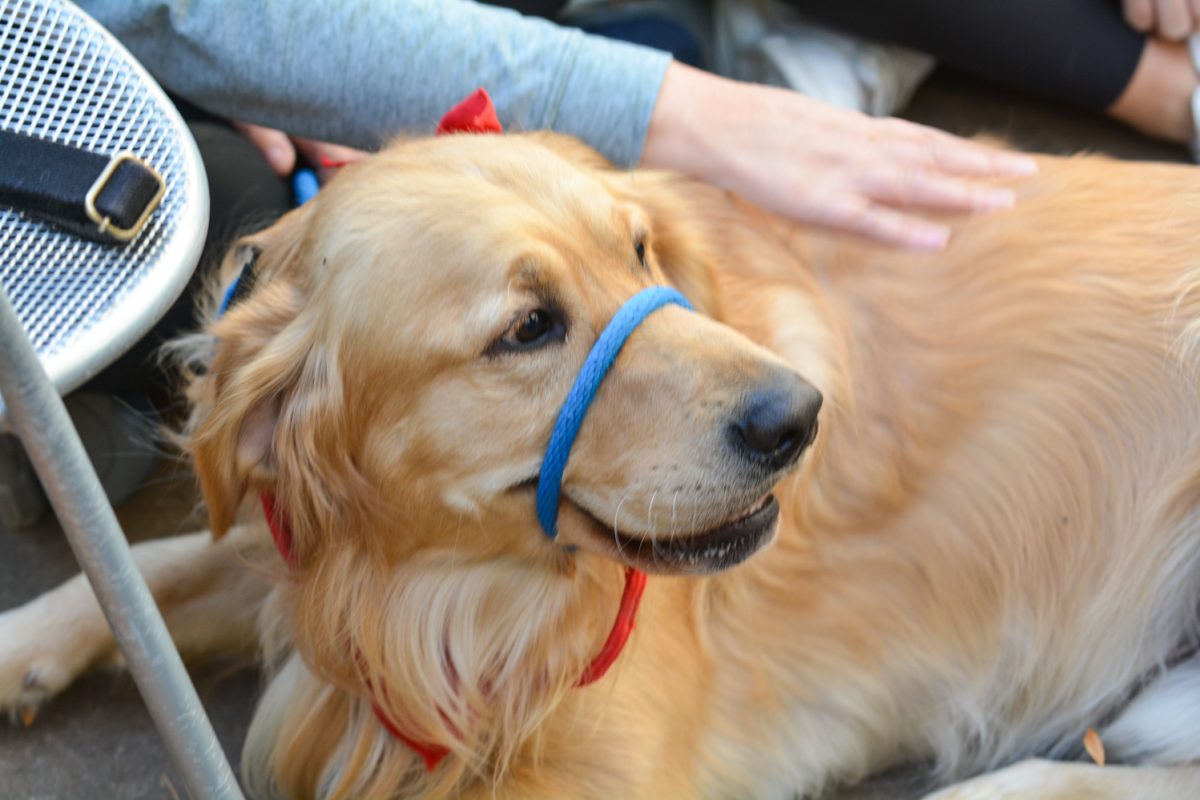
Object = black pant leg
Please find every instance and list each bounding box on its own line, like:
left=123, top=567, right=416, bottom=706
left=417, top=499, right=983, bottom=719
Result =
left=787, top=0, right=1146, bottom=111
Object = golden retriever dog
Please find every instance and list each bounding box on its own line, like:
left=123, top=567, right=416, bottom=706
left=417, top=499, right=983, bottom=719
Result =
left=2, top=128, right=1200, bottom=800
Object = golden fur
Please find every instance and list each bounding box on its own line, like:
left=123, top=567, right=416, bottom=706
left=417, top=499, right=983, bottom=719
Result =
left=4, top=132, right=1200, bottom=799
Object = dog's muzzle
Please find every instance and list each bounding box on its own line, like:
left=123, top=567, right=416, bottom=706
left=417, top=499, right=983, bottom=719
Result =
left=536, top=285, right=693, bottom=538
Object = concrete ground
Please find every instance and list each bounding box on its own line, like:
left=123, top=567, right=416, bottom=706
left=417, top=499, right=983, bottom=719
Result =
left=0, top=68, right=1189, bottom=799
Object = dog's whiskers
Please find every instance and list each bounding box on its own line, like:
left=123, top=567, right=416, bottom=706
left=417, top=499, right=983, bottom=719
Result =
left=611, top=488, right=635, bottom=559
left=645, top=488, right=660, bottom=534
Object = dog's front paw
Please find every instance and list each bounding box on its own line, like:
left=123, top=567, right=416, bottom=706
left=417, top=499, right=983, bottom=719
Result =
left=920, top=758, right=1193, bottom=800
left=0, top=582, right=112, bottom=725
left=922, top=759, right=1099, bottom=800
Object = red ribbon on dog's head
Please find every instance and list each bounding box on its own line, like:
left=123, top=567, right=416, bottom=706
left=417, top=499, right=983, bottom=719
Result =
left=436, top=88, right=503, bottom=135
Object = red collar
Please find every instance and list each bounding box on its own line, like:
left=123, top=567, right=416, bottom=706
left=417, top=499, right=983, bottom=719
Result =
left=258, top=492, right=646, bottom=771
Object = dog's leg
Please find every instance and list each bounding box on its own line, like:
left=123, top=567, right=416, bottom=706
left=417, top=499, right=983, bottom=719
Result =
left=1101, top=655, right=1200, bottom=765
left=0, top=524, right=271, bottom=722
left=924, top=657, right=1200, bottom=799
left=922, top=760, right=1200, bottom=800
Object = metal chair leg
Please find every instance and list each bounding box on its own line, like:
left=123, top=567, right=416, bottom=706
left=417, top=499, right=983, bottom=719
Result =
left=0, top=284, right=242, bottom=800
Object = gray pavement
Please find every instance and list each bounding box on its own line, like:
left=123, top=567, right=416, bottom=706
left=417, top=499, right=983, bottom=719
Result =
left=0, top=68, right=1188, bottom=800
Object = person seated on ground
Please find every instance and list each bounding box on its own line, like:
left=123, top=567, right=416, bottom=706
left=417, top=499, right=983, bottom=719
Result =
left=788, top=0, right=1200, bottom=156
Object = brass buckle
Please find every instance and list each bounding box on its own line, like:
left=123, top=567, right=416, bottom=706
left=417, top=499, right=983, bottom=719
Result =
left=84, top=152, right=165, bottom=242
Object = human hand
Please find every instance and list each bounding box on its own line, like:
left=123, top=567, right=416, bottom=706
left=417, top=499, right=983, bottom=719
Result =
left=641, top=63, right=1037, bottom=251
left=1123, top=0, right=1200, bottom=41
left=233, top=122, right=368, bottom=179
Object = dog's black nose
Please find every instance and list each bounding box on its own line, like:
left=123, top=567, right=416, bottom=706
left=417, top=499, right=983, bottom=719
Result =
left=729, top=378, right=822, bottom=471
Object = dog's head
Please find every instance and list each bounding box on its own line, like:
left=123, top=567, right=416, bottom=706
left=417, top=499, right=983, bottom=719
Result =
left=185, top=132, right=826, bottom=791
left=191, top=133, right=820, bottom=576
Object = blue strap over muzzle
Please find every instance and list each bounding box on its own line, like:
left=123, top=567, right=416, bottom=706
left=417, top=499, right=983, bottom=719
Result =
left=536, top=285, right=694, bottom=538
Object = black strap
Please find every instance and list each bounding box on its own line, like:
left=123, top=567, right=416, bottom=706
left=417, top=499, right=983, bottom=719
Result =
left=0, top=129, right=165, bottom=244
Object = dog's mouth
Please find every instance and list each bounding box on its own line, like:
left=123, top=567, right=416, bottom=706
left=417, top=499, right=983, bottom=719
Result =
left=573, top=493, right=779, bottom=575
left=513, top=476, right=778, bottom=574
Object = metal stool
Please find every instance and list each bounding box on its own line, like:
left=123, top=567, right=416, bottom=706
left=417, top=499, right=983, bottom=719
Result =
left=0, top=1, right=241, bottom=796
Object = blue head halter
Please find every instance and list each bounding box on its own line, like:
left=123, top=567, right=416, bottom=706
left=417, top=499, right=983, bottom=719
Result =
left=535, top=285, right=693, bottom=538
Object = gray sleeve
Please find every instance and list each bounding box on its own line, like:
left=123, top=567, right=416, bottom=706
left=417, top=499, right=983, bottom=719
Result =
left=78, top=0, right=672, bottom=166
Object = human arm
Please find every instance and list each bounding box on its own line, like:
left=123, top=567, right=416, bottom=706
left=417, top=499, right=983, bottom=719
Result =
left=81, top=0, right=1035, bottom=249
left=79, top=0, right=670, bottom=166
left=642, top=63, right=1036, bottom=250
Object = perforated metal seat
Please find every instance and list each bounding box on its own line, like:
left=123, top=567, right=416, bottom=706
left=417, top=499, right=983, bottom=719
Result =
left=0, top=0, right=206, bottom=414
left=0, top=1, right=241, bottom=797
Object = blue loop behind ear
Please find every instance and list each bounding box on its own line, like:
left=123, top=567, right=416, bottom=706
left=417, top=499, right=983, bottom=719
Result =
left=536, top=286, right=693, bottom=538
left=217, top=278, right=240, bottom=317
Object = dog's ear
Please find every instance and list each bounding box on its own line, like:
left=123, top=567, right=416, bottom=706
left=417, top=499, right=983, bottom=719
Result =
left=606, top=169, right=724, bottom=319
left=188, top=204, right=341, bottom=542
left=520, top=132, right=723, bottom=316
left=515, top=132, right=725, bottom=315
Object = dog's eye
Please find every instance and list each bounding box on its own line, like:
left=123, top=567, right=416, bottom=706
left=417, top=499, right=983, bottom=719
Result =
left=488, top=308, right=566, bottom=356
left=635, top=240, right=647, bottom=268
left=515, top=310, right=555, bottom=343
